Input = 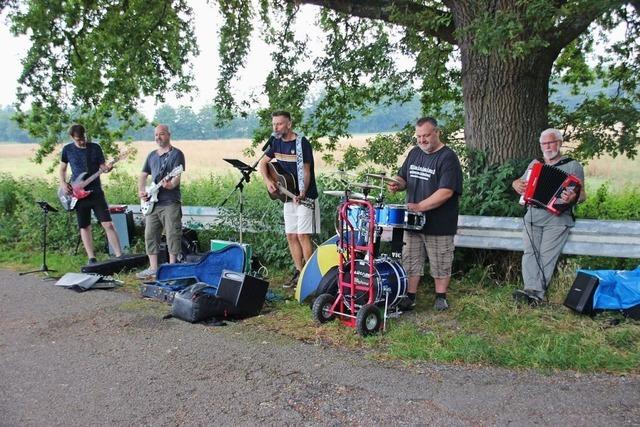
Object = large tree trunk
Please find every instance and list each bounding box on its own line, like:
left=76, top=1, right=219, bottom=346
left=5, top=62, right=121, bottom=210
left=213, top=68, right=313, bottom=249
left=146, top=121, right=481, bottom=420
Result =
left=460, top=48, right=555, bottom=164
left=450, top=2, right=559, bottom=165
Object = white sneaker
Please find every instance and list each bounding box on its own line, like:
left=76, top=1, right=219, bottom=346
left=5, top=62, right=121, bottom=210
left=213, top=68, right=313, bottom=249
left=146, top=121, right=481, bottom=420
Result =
left=135, top=267, right=157, bottom=280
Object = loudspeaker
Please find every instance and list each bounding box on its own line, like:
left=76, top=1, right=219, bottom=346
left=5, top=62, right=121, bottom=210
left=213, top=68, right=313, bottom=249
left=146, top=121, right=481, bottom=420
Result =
left=563, top=272, right=599, bottom=314
left=216, top=270, right=269, bottom=317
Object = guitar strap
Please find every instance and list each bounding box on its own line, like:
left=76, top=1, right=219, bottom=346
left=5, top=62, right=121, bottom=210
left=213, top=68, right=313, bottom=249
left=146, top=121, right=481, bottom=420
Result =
left=295, top=133, right=318, bottom=234
left=295, top=133, right=305, bottom=197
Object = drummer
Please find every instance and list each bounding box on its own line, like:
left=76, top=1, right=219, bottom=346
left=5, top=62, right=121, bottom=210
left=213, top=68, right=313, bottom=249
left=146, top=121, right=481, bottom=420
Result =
left=387, top=117, right=463, bottom=311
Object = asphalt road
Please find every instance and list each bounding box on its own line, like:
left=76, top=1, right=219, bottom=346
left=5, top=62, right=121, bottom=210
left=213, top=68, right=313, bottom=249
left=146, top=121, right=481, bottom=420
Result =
left=1, top=269, right=639, bottom=426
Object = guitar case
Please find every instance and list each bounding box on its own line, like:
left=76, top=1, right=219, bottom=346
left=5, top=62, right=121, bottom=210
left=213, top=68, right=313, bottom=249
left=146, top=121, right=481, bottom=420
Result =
left=140, top=244, right=246, bottom=303
left=81, top=254, right=148, bottom=275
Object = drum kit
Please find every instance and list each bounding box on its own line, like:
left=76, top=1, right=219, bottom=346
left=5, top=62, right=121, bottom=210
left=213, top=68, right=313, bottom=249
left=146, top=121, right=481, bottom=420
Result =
left=312, top=171, right=425, bottom=336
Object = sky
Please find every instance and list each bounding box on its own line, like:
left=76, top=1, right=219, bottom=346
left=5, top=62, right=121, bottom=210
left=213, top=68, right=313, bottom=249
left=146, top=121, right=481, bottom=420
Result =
left=0, top=0, right=290, bottom=120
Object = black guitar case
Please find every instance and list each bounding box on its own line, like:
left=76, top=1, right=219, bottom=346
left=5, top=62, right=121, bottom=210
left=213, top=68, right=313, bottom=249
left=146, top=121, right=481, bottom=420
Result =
left=81, top=254, right=148, bottom=275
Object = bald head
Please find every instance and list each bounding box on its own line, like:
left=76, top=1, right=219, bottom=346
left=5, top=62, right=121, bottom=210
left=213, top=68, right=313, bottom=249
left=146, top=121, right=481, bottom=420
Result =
left=154, top=124, right=171, bottom=148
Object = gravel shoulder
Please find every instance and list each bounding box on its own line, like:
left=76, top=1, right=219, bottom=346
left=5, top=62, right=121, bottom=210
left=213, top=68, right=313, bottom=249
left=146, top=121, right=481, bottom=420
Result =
left=1, top=269, right=638, bottom=426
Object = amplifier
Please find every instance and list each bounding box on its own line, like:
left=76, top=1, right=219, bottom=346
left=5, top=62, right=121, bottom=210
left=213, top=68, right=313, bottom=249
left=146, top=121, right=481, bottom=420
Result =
left=216, top=270, right=269, bottom=317
left=563, top=272, right=599, bottom=315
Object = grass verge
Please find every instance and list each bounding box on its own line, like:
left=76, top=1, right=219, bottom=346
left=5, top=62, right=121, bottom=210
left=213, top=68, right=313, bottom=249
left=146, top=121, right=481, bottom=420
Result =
left=3, top=251, right=639, bottom=374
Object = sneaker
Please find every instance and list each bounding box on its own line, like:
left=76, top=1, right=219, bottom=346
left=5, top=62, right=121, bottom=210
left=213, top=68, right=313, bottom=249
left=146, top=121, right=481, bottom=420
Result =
left=135, top=267, right=157, bottom=280
left=283, top=270, right=300, bottom=289
left=398, top=296, right=416, bottom=311
left=512, top=289, right=543, bottom=307
left=87, top=257, right=98, bottom=265
left=434, top=297, right=449, bottom=311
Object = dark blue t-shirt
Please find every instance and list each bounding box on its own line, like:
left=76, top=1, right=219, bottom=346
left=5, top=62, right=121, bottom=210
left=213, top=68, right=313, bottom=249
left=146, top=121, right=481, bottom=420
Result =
left=398, top=145, right=463, bottom=235
left=61, top=142, right=105, bottom=192
left=266, top=135, right=318, bottom=199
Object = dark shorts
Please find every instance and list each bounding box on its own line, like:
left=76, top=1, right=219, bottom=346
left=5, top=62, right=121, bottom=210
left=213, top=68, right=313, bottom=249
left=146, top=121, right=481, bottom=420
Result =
left=74, top=191, right=112, bottom=229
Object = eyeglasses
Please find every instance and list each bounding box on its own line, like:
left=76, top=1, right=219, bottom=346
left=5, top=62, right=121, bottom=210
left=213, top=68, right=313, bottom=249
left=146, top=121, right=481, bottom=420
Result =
left=540, top=140, right=561, bottom=146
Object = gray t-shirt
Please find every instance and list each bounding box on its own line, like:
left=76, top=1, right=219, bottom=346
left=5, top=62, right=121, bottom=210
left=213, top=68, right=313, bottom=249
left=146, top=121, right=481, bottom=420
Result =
left=521, top=156, right=584, bottom=226
left=142, top=147, right=185, bottom=206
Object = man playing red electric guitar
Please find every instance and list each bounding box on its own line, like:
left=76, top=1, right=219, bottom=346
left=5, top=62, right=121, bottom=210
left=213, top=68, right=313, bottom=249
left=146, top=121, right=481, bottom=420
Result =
left=59, top=124, right=123, bottom=264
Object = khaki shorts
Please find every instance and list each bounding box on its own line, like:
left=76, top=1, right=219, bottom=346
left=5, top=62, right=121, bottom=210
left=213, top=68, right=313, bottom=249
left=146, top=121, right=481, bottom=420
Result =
left=144, top=202, right=183, bottom=255
left=283, top=201, right=321, bottom=234
left=402, top=232, right=455, bottom=278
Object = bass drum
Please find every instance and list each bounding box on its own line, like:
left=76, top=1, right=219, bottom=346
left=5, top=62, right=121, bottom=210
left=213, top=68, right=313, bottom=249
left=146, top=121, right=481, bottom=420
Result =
left=342, top=258, right=407, bottom=309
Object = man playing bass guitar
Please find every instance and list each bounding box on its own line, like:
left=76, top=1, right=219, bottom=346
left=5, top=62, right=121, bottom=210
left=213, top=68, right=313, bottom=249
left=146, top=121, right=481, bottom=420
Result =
left=259, top=111, right=320, bottom=288
left=58, top=124, right=123, bottom=264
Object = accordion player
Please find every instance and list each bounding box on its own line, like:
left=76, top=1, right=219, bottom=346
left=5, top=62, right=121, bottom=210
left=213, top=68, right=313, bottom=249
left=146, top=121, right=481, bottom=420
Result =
left=522, top=162, right=582, bottom=215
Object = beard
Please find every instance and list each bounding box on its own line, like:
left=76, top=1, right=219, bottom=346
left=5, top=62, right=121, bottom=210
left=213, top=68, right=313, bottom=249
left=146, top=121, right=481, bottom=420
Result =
left=543, top=150, right=559, bottom=160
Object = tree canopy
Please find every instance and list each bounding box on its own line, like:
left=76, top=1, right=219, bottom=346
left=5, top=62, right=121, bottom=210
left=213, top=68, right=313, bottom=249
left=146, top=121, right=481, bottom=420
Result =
left=3, top=0, right=639, bottom=168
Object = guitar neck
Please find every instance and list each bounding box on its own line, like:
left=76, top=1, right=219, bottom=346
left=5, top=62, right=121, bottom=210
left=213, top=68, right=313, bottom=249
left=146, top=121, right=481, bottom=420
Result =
left=78, top=158, right=119, bottom=188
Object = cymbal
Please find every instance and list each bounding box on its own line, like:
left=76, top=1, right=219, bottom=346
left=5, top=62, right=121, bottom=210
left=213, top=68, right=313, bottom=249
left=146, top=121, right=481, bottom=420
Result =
left=332, top=170, right=358, bottom=178
left=323, top=190, right=347, bottom=197
left=365, top=173, right=402, bottom=184
left=350, top=192, right=376, bottom=200
left=349, top=182, right=384, bottom=190
left=323, top=190, right=375, bottom=200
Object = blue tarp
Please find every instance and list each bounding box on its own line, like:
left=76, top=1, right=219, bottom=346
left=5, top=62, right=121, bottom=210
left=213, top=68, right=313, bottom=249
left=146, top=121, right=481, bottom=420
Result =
left=580, top=267, right=640, bottom=310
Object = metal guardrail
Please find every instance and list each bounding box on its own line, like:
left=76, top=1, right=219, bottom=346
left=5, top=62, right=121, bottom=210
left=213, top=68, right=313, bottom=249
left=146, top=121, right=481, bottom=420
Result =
left=126, top=205, right=224, bottom=228
left=456, top=215, right=640, bottom=258
left=121, top=205, right=640, bottom=259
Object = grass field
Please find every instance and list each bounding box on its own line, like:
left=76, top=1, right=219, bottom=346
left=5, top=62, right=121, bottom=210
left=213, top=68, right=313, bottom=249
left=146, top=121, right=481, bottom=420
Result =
left=0, top=139, right=636, bottom=191
left=0, top=137, right=372, bottom=182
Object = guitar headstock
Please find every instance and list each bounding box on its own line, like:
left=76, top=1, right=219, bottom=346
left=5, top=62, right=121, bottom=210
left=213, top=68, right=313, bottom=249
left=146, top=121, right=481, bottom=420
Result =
left=109, top=147, right=136, bottom=165
left=167, top=165, right=184, bottom=178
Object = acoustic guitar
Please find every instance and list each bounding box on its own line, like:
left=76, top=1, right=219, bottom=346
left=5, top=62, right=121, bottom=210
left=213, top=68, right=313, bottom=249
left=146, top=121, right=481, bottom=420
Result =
left=266, top=162, right=314, bottom=209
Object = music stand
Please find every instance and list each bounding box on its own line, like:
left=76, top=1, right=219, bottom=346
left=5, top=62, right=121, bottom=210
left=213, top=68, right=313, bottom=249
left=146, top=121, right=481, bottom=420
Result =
left=20, top=201, right=58, bottom=277
left=221, top=159, right=257, bottom=244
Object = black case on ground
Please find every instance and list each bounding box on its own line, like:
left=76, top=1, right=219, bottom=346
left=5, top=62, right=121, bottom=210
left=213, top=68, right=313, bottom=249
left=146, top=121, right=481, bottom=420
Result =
left=171, top=283, right=234, bottom=323
left=563, top=272, right=600, bottom=315
left=81, top=254, right=148, bottom=275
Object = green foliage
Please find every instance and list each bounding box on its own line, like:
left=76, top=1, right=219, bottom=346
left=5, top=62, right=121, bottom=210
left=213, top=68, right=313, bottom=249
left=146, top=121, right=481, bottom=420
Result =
left=459, top=149, right=529, bottom=217
left=6, top=0, right=198, bottom=160
left=577, top=183, right=640, bottom=220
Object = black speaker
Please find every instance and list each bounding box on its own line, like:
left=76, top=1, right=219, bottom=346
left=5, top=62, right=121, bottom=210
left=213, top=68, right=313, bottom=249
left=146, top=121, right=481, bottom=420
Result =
left=216, top=270, right=269, bottom=317
left=563, top=272, right=599, bottom=314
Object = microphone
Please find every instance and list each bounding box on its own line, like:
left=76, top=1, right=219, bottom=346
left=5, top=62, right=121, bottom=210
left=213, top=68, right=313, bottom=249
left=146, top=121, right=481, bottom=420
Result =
left=261, top=132, right=278, bottom=152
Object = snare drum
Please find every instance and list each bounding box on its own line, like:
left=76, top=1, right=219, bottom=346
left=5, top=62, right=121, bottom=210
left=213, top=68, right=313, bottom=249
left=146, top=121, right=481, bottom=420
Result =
left=404, top=211, right=426, bottom=230
left=378, top=204, right=406, bottom=227
left=342, top=257, right=408, bottom=308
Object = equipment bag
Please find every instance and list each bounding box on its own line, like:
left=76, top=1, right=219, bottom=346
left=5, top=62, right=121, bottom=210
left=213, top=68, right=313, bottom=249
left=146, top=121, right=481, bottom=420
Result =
left=171, top=282, right=235, bottom=323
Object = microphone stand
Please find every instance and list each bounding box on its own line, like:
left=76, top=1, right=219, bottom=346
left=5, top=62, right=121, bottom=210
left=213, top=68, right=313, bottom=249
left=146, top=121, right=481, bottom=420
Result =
left=221, top=136, right=275, bottom=244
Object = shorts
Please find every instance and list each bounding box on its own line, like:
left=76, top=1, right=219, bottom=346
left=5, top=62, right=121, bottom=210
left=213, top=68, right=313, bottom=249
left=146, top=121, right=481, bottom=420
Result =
left=402, top=232, right=455, bottom=278
left=144, top=201, right=183, bottom=255
left=75, top=191, right=112, bottom=229
left=283, top=201, right=321, bottom=234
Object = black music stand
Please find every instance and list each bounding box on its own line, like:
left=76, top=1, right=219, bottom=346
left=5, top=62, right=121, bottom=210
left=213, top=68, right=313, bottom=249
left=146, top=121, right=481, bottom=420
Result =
left=20, top=201, right=58, bottom=277
left=221, top=159, right=257, bottom=244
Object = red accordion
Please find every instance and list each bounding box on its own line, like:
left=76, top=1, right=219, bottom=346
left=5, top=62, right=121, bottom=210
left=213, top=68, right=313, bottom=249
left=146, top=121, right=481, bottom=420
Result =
left=523, top=162, right=582, bottom=215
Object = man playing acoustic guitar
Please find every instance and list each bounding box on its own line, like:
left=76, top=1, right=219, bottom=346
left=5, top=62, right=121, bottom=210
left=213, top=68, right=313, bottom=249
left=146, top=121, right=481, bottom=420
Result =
left=59, top=124, right=123, bottom=264
left=259, top=111, right=320, bottom=288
